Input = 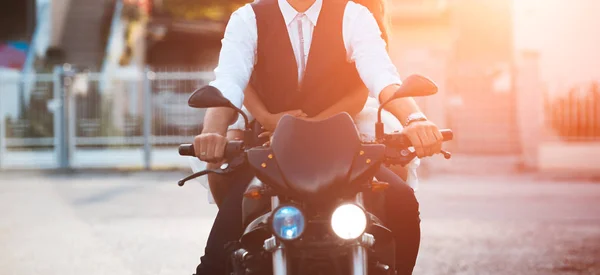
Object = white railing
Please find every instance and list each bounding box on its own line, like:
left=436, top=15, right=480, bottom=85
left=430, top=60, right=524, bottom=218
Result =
left=0, top=68, right=214, bottom=170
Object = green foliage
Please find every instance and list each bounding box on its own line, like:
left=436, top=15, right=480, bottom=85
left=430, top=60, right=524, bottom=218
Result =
left=122, top=2, right=143, bottom=21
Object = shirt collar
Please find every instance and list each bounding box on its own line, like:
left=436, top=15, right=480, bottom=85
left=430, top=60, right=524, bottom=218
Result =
left=278, top=0, right=322, bottom=26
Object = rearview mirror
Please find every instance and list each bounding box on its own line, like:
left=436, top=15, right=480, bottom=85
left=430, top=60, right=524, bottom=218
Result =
left=391, top=74, right=438, bottom=100
left=187, top=85, right=251, bottom=132
left=188, top=86, right=235, bottom=109
left=375, top=74, right=438, bottom=140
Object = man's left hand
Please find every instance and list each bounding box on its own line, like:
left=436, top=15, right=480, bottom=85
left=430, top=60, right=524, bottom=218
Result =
left=258, top=131, right=274, bottom=147
left=402, top=121, right=443, bottom=158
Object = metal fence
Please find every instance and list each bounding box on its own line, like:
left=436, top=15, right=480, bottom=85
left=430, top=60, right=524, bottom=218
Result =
left=2, top=64, right=600, bottom=171
left=0, top=71, right=57, bottom=169
left=535, top=81, right=600, bottom=173
left=543, top=82, right=600, bottom=142
left=0, top=67, right=212, bottom=170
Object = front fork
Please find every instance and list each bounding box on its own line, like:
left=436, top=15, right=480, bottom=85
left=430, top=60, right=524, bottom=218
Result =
left=265, top=196, right=289, bottom=275
left=265, top=194, right=373, bottom=275
left=351, top=192, right=368, bottom=275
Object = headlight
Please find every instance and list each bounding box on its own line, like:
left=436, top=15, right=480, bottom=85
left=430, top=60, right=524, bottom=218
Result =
left=331, top=203, right=367, bottom=240
left=271, top=205, right=306, bottom=241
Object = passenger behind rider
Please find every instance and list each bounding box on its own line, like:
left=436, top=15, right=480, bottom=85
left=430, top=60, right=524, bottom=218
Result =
left=193, top=0, right=444, bottom=274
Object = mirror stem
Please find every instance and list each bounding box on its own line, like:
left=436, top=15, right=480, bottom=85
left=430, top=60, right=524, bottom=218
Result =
left=375, top=97, right=394, bottom=140
left=375, top=121, right=384, bottom=141
left=227, top=104, right=253, bottom=146
left=238, top=109, right=253, bottom=144
left=377, top=97, right=396, bottom=123
left=239, top=109, right=250, bottom=130
left=229, top=104, right=250, bottom=130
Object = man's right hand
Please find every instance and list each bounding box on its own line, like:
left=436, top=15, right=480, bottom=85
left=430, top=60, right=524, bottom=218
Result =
left=194, top=132, right=228, bottom=163
left=261, top=110, right=306, bottom=132
left=196, top=107, right=237, bottom=163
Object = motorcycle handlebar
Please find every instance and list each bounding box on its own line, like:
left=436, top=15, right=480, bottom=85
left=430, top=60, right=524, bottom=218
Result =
left=385, top=129, right=453, bottom=148
left=178, top=141, right=244, bottom=159
left=442, top=129, right=453, bottom=141
left=178, top=130, right=452, bottom=158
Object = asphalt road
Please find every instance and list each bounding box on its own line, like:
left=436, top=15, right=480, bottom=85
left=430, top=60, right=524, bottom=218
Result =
left=1, top=171, right=599, bottom=275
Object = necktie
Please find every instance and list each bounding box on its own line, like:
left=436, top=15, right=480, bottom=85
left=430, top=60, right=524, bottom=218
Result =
left=297, top=13, right=306, bottom=83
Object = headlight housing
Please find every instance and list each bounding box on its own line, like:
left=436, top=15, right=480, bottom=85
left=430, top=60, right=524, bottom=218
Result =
left=331, top=203, right=367, bottom=240
left=271, top=205, right=306, bottom=241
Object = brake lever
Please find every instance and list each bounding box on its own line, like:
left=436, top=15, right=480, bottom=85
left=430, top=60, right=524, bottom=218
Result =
left=227, top=154, right=246, bottom=169
left=440, top=149, right=452, bottom=159
left=178, top=169, right=217, bottom=186
left=385, top=147, right=417, bottom=167
left=177, top=154, right=247, bottom=187
left=386, top=148, right=452, bottom=167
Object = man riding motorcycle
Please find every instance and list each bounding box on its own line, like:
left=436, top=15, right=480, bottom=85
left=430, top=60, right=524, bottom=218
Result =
left=193, top=0, right=444, bottom=274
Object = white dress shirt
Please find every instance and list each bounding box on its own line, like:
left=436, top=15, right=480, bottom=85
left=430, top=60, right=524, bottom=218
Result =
left=189, top=0, right=420, bottom=204
left=208, top=0, right=403, bottom=109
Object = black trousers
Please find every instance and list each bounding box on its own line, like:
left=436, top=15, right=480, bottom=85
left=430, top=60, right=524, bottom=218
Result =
left=195, top=166, right=421, bottom=275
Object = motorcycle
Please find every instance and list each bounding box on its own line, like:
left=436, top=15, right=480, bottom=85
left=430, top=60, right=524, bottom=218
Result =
left=177, top=75, right=453, bottom=275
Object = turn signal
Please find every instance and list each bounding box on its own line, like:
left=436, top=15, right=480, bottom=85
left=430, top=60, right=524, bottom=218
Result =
left=371, top=181, right=389, bottom=192
left=244, top=188, right=262, bottom=200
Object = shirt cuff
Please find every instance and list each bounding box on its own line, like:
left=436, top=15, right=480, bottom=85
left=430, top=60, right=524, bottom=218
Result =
left=370, top=74, right=403, bottom=101
left=208, top=80, right=244, bottom=109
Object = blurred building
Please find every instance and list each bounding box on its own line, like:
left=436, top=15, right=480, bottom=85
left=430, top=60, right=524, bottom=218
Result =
left=0, top=0, right=36, bottom=70
left=145, top=0, right=230, bottom=68
left=514, top=0, right=600, bottom=96
left=0, top=0, right=37, bottom=120
left=389, top=0, right=600, bottom=173
left=388, top=0, right=518, bottom=156
left=1, top=0, right=599, bottom=173
left=513, top=0, right=600, bottom=173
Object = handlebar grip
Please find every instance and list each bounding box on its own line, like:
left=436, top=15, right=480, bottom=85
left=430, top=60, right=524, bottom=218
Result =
left=178, top=141, right=244, bottom=158
left=224, top=140, right=244, bottom=159
left=386, top=129, right=453, bottom=148
left=440, top=129, right=453, bottom=141
left=179, top=144, right=195, bottom=156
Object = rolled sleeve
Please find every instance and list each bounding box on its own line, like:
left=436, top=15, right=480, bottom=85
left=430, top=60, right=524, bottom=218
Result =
left=208, top=80, right=245, bottom=110
left=371, top=73, right=402, bottom=100
left=206, top=4, right=257, bottom=109
left=345, top=3, right=402, bottom=99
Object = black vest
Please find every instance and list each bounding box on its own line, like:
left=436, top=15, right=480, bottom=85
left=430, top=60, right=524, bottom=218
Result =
left=250, top=0, right=364, bottom=117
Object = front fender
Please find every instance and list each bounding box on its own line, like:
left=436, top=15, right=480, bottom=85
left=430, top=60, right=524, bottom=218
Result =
left=241, top=212, right=272, bottom=250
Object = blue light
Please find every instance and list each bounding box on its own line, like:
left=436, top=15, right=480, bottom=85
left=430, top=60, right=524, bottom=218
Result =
left=272, top=206, right=305, bottom=240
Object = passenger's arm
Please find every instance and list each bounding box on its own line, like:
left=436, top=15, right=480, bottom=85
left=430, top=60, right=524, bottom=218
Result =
left=310, top=84, right=369, bottom=120
left=244, top=85, right=306, bottom=131
left=243, top=85, right=272, bottom=128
